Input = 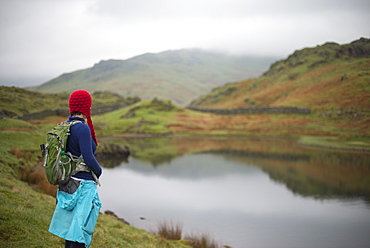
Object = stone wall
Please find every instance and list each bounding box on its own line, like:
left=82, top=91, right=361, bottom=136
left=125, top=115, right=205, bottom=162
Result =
left=187, top=106, right=311, bottom=115
left=19, top=109, right=68, bottom=120
left=3, top=105, right=311, bottom=120
left=18, top=103, right=131, bottom=121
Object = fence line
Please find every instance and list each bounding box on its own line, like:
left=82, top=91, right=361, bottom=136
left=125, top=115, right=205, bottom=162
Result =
left=17, top=103, right=132, bottom=121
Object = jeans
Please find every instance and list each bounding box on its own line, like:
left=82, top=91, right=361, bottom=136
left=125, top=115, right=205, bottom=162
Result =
left=65, top=240, right=85, bottom=248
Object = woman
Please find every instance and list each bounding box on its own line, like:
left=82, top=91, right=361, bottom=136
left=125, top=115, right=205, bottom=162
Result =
left=49, top=90, right=102, bottom=248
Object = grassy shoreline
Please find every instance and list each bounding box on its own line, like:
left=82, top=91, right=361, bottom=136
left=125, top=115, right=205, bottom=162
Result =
left=0, top=117, right=193, bottom=247
left=298, top=136, right=370, bottom=153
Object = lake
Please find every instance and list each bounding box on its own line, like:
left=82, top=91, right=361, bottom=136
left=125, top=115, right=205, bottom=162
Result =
left=98, top=136, right=370, bottom=248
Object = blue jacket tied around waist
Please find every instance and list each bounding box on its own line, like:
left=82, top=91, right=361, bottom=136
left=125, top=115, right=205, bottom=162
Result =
left=49, top=181, right=101, bottom=247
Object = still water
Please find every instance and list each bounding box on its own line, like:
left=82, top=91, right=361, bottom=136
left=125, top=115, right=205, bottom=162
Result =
left=98, top=136, right=370, bottom=248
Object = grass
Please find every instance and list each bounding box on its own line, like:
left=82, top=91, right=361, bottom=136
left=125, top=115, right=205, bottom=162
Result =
left=0, top=177, right=62, bottom=248
left=95, top=99, right=183, bottom=136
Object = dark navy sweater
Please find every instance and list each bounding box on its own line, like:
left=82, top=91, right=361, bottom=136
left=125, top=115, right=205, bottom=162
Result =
left=66, top=117, right=102, bottom=180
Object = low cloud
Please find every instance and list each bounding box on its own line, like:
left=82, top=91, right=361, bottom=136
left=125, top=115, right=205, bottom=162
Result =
left=0, top=0, right=369, bottom=86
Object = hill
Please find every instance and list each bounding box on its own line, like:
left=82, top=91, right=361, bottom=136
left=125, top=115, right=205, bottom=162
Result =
left=2, top=85, right=369, bottom=140
left=0, top=86, right=140, bottom=119
left=189, top=38, right=370, bottom=109
left=29, top=49, right=277, bottom=106
left=96, top=98, right=370, bottom=138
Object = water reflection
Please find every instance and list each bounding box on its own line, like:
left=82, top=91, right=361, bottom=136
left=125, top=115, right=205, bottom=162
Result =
left=103, top=136, right=370, bottom=203
left=99, top=136, right=370, bottom=248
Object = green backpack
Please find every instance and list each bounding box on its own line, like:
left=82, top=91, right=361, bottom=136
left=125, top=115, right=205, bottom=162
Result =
left=41, top=120, right=90, bottom=185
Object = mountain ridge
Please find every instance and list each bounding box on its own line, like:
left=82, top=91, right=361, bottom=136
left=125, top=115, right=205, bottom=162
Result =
left=29, top=49, right=277, bottom=106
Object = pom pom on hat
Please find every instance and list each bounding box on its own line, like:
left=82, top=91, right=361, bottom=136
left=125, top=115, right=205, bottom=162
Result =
left=69, top=90, right=98, bottom=145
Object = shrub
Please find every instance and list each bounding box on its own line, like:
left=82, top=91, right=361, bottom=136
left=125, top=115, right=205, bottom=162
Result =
left=10, top=147, right=22, bottom=159
left=184, top=233, right=225, bottom=248
left=21, top=165, right=57, bottom=197
left=154, top=220, right=183, bottom=240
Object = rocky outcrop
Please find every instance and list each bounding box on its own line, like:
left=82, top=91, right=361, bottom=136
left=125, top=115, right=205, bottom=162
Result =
left=264, top=37, right=369, bottom=77
left=0, top=109, right=18, bottom=119
left=340, top=37, right=370, bottom=57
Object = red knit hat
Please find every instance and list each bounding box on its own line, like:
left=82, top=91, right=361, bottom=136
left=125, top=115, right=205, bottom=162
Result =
left=68, top=90, right=98, bottom=145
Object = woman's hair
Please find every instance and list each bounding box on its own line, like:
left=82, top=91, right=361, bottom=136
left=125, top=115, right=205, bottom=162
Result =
left=70, top=111, right=84, bottom=116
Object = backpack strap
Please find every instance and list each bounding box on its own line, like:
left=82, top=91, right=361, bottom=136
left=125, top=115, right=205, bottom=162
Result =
left=67, top=121, right=101, bottom=186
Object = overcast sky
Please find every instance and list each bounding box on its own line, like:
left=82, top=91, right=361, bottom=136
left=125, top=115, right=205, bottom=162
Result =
left=0, top=0, right=369, bottom=87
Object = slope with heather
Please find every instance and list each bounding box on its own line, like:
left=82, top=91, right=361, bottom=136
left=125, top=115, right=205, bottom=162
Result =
left=189, top=38, right=370, bottom=109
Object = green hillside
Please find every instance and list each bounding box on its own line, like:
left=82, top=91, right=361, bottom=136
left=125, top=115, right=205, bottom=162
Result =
left=29, top=49, right=277, bottom=106
left=189, top=38, right=370, bottom=109
left=0, top=86, right=139, bottom=118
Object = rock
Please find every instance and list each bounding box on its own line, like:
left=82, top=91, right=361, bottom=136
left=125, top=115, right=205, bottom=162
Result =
left=96, top=143, right=130, bottom=158
left=104, top=210, right=130, bottom=225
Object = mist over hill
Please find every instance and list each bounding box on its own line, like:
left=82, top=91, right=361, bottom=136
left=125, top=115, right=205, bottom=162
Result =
left=190, top=38, right=370, bottom=110
left=29, top=49, right=277, bottom=106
